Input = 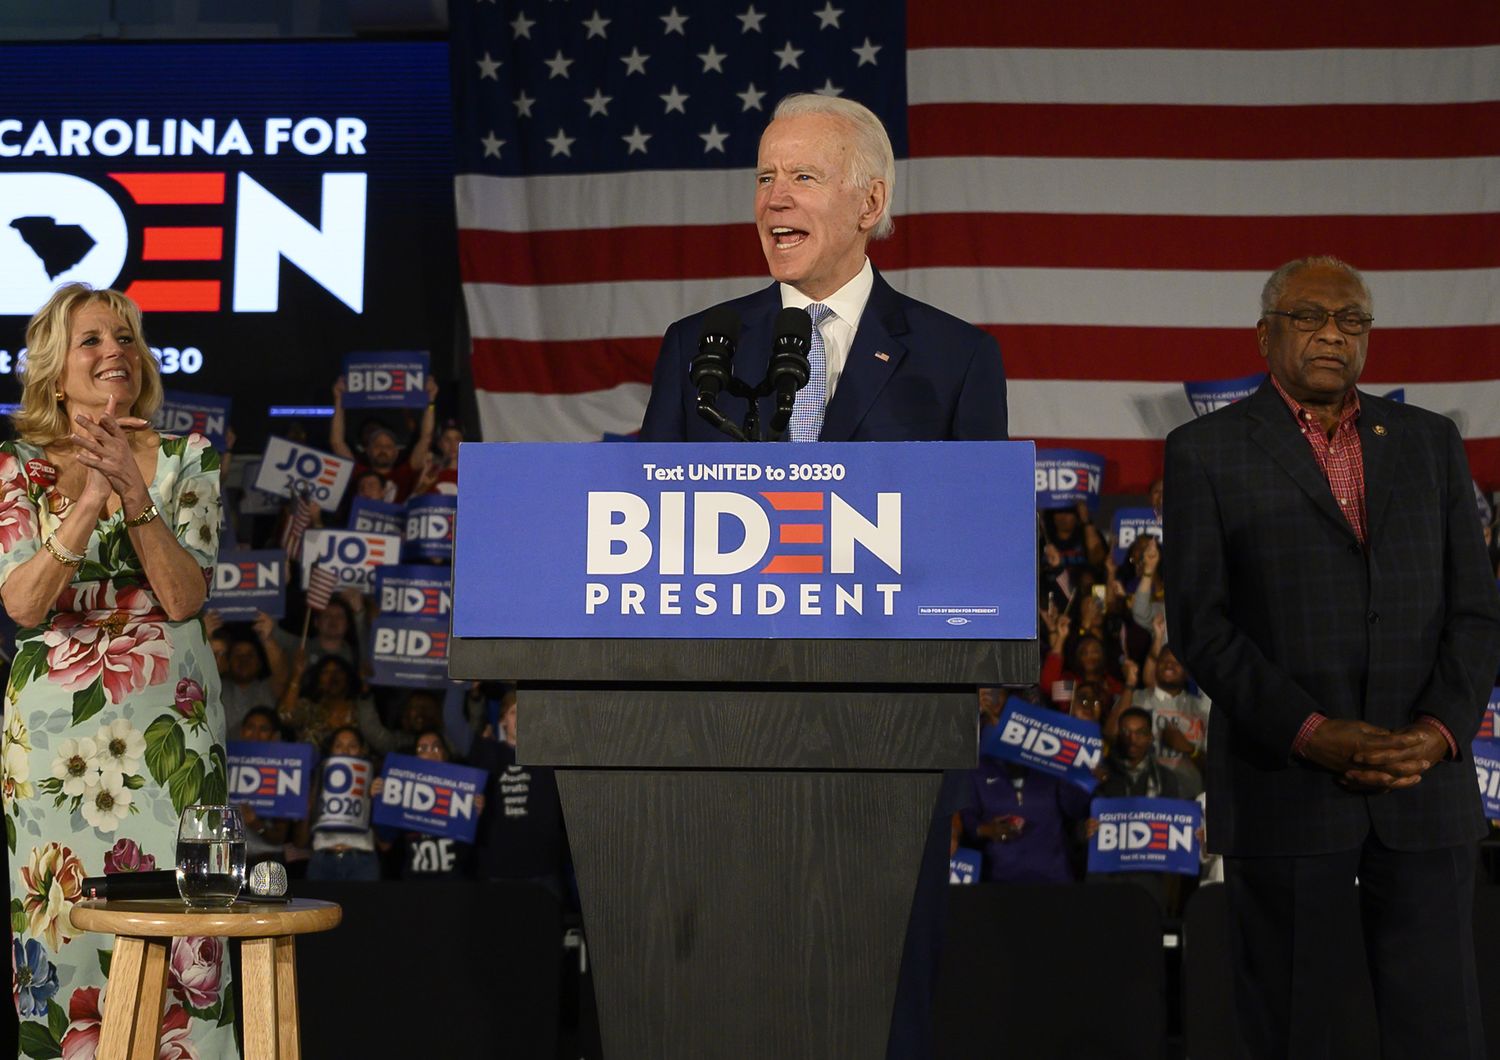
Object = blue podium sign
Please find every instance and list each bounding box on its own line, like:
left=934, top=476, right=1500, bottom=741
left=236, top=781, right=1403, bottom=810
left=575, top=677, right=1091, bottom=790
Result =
left=454, top=442, right=1036, bottom=640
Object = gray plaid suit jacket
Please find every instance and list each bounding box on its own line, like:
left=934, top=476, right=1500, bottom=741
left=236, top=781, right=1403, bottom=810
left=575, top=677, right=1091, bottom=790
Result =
left=1164, top=379, right=1500, bottom=856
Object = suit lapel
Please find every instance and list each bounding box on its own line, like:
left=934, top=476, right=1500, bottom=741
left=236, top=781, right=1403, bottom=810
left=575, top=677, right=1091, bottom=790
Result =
left=1356, top=391, right=1394, bottom=541
left=1246, top=381, right=1358, bottom=542
left=820, top=270, right=909, bottom=441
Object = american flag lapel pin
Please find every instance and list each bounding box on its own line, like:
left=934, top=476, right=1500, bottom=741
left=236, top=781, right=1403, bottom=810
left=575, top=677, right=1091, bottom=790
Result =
left=874, top=351, right=890, bottom=362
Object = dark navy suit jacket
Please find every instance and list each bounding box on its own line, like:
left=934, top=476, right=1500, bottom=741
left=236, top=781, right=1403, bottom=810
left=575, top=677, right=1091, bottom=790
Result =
left=639, top=268, right=1008, bottom=443
left=1164, top=380, right=1500, bottom=856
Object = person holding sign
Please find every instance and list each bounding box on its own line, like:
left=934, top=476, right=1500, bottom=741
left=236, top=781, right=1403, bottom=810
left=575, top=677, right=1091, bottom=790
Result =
left=0, top=284, right=235, bottom=1057
left=329, top=375, right=439, bottom=503
left=638, top=94, right=1008, bottom=1060
left=299, top=726, right=383, bottom=881
left=373, top=729, right=482, bottom=880
left=1165, top=257, right=1500, bottom=1058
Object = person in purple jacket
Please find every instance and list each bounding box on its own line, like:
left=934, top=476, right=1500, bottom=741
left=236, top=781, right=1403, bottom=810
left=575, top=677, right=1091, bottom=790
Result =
left=960, top=753, right=1092, bottom=884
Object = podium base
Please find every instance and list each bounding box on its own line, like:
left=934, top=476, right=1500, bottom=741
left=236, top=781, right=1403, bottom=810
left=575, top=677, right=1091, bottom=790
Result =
left=559, top=769, right=941, bottom=1060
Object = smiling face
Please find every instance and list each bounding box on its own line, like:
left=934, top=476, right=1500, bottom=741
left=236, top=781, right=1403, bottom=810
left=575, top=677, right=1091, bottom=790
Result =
left=1257, top=263, right=1370, bottom=408
left=59, top=300, right=144, bottom=415
left=414, top=732, right=448, bottom=762
left=754, top=113, right=886, bottom=301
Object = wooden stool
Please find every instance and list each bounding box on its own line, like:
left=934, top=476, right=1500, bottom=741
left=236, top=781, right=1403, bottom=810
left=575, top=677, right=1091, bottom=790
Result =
left=71, top=898, right=341, bottom=1060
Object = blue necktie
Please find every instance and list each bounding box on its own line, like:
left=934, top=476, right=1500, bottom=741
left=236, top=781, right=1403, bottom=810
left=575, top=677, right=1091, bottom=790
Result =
left=789, top=303, right=832, bottom=442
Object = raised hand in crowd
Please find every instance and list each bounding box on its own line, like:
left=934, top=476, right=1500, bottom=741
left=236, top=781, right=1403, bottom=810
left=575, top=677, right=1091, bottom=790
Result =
left=203, top=608, right=224, bottom=638
left=253, top=610, right=291, bottom=696
left=1074, top=500, right=1108, bottom=566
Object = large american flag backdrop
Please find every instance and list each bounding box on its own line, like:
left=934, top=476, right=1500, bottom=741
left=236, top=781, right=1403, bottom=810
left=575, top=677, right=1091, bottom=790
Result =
left=451, top=1, right=1500, bottom=492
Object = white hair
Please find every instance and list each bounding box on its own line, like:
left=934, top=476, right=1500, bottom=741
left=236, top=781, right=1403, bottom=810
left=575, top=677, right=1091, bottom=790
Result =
left=1260, top=255, right=1373, bottom=314
left=770, top=93, right=895, bottom=240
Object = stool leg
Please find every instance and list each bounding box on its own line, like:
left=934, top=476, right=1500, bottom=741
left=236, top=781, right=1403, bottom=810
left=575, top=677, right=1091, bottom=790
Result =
left=274, top=936, right=300, bottom=1059
left=242, top=937, right=279, bottom=1060
left=97, top=937, right=146, bottom=1060
left=128, top=938, right=170, bottom=1060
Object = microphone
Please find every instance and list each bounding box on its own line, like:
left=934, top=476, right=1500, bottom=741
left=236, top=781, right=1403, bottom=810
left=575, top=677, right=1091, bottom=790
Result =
left=768, top=307, right=813, bottom=438
left=690, top=306, right=741, bottom=404
left=80, top=863, right=289, bottom=901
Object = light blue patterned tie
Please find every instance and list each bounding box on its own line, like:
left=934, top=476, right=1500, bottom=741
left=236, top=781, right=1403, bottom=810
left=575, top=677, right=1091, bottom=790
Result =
left=788, top=303, right=832, bottom=442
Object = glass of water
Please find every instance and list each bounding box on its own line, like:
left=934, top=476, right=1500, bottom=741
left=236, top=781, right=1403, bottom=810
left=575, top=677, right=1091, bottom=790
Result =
left=175, top=804, right=247, bottom=908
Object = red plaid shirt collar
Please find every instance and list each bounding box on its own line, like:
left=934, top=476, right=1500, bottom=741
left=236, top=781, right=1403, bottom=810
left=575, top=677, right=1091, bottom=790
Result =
left=1269, top=374, right=1367, bottom=545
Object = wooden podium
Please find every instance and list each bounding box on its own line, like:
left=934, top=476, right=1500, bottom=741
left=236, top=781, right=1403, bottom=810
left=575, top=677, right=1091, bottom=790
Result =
left=449, top=441, right=1036, bottom=1058
left=451, top=640, right=1034, bottom=1058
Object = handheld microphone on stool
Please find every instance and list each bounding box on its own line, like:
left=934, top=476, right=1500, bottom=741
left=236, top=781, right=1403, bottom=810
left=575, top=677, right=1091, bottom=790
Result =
left=767, top=307, right=813, bottom=439
left=80, top=864, right=289, bottom=901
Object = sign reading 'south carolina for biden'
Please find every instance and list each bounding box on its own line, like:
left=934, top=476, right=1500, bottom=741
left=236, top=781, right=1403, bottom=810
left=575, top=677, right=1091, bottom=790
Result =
left=374, top=565, right=451, bottom=618
left=372, top=753, right=486, bottom=841
left=154, top=390, right=231, bottom=450
left=1184, top=372, right=1266, bottom=418
left=453, top=442, right=1036, bottom=640
left=207, top=549, right=286, bottom=620
left=983, top=698, right=1103, bottom=792
left=1034, top=449, right=1105, bottom=511
left=226, top=741, right=315, bottom=820
left=370, top=616, right=450, bottom=687
left=341, top=351, right=430, bottom=410
left=403, top=494, right=456, bottom=562
left=1472, top=738, right=1500, bottom=819
left=1087, top=797, right=1202, bottom=876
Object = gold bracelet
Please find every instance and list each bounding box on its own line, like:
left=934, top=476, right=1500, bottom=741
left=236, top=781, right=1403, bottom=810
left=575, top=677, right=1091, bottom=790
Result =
left=43, top=535, right=84, bottom=569
left=125, top=502, right=160, bottom=528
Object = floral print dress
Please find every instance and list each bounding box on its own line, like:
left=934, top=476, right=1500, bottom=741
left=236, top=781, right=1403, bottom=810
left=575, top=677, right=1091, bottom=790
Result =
left=1, top=433, right=238, bottom=1060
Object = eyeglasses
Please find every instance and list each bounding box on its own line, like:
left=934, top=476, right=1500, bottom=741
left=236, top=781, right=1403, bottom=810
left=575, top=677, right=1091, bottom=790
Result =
left=1264, top=308, right=1373, bottom=335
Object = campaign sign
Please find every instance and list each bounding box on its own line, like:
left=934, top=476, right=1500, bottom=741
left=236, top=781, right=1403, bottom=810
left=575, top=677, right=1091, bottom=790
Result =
left=1110, top=507, right=1163, bottom=564
left=404, top=494, right=456, bottom=562
left=370, top=616, right=450, bottom=687
left=983, top=697, right=1103, bottom=791
left=341, top=350, right=430, bottom=409
left=1383, top=387, right=1406, bottom=403
left=1087, top=797, right=1202, bottom=876
left=235, top=458, right=285, bottom=516
left=1184, top=372, right=1266, bottom=418
left=453, top=441, right=1037, bottom=640
left=348, top=497, right=404, bottom=537
left=226, top=741, right=315, bottom=820
left=949, top=848, right=982, bottom=885
left=312, top=755, right=371, bottom=833
left=1477, top=688, right=1500, bottom=741
left=1473, top=738, right=1500, bottom=818
left=371, top=753, right=485, bottom=841
left=1035, top=449, right=1105, bottom=511
left=208, top=549, right=287, bottom=620
left=155, top=390, right=231, bottom=449
left=254, top=436, right=353, bottom=512
left=301, top=529, right=400, bottom=591
left=375, top=564, right=452, bottom=619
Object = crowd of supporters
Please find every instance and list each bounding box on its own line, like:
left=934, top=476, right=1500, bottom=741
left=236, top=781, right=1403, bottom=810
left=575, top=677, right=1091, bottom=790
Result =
left=165, top=379, right=570, bottom=894
left=960, top=488, right=1500, bottom=916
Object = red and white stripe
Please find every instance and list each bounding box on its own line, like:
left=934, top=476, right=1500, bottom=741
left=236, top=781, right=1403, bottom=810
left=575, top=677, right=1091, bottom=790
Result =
left=306, top=564, right=340, bottom=612
left=460, top=2, right=1500, bottom=491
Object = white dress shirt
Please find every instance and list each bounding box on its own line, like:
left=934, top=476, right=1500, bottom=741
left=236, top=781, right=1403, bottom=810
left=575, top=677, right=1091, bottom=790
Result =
left=778, top=257, right=874, bottom=403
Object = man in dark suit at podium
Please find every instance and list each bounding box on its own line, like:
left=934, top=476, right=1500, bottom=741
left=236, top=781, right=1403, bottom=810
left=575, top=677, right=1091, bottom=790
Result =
left=1164, top=256, right=1500, bottom=1058
left=640, top=94, right=1007, bottom=1059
